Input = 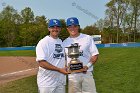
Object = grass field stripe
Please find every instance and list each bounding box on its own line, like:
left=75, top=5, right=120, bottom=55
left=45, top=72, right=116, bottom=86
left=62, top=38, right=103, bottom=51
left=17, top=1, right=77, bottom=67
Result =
left=0, top=68, right=37, bottom=77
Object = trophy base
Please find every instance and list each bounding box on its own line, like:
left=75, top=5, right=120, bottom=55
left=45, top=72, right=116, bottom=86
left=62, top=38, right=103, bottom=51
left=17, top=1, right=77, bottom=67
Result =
left=68, top=62, right=83, bottom=73
left=68, top=69, right=84, bottom=73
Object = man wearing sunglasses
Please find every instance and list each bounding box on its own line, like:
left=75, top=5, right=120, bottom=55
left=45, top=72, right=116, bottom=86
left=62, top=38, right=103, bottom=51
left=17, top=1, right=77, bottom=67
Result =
left=36, top=19, right=68, bottom=93
left=63, top=17, right=99, bottom=93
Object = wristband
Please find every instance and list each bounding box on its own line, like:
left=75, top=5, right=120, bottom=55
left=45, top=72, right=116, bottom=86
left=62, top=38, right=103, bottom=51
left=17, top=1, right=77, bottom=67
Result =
left=86, top=62, right=93, bottom=68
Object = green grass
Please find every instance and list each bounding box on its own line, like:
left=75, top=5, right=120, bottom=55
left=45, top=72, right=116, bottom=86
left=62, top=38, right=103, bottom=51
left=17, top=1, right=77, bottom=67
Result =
left=95, top=47, right=140, bottom=93
left=0, top=47, right=140, bottom=93
left=0, top=76, right=38, bottom=93
left=0, top=50, right=35, bottom=56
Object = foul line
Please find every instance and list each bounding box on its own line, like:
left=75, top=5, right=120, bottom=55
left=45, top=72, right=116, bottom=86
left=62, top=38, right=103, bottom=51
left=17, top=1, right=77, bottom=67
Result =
left=0, top=68, right=37, bottom=77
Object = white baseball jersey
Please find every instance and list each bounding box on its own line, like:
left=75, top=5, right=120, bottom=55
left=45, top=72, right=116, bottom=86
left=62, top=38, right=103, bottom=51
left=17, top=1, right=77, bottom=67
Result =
left=63, top=33, right=99, bottom=72
left=36, top=36, right=65, bottom=87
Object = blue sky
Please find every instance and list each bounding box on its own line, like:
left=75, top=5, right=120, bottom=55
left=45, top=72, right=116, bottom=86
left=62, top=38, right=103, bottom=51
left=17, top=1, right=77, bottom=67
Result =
left=0, top=0, right=109, bottom=28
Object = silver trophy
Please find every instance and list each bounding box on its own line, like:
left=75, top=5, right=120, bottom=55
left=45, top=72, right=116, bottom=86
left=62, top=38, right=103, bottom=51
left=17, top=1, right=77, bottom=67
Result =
left=66, top=43, right=83, bottom=73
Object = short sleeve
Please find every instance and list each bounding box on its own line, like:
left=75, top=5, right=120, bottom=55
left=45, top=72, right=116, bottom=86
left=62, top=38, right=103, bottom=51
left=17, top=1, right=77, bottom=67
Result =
left=89, top=37, right=99, bottom=56
left=36, top=40, right=48, bottom=61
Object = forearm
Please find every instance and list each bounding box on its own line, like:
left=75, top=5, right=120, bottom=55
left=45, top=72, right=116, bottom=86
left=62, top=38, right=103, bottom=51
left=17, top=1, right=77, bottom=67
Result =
left=38, top=60, right=69, bottom=75
left=38, top=60, right=60, bottom=71
left=86, top=55, right=98, bottom=69
left=90, top=55, right=98, bottom=64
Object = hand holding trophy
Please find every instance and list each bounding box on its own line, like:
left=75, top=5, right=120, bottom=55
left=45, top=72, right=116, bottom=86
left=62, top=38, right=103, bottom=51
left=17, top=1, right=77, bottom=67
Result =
left=66, top=43, right=84, bottom=73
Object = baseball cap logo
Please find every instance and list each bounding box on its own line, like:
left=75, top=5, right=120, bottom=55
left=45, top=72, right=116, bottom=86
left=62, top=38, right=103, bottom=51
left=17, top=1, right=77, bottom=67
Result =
left=53, top=20, right=58, bottom=25
left=70, top=19, right=75, bottom=23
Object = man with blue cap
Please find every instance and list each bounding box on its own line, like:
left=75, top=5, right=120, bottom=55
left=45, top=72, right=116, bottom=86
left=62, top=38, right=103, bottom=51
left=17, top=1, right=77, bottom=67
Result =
left=63, top=17, right=99, bottom=93
left=36, top=19, right=69, bottom=93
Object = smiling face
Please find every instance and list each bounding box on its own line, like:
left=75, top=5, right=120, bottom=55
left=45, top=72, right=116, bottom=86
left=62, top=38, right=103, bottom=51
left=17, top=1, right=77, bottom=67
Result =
left=67, top=25, right=80, bottom=38
left=48, top=26, right=61, bottom=39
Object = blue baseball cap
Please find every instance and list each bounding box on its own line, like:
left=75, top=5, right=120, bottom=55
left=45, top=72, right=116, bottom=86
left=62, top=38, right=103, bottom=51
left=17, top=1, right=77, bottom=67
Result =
left=48, top=19, right=61, bottom=27
left=66, top=17, right=79, bottom=26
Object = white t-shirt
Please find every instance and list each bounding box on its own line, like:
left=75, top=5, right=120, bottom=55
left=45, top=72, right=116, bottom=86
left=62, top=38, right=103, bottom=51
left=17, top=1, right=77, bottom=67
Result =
left=63, top=33, right=99, bottom=72
left=36, top=36, right=65, bottom=87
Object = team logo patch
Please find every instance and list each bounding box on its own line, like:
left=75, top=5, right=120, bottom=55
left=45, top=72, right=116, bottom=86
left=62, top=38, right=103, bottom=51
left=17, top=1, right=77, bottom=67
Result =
left=53, top=20, right=58, bottom=25
left=70, top=19, right=75, bottom=23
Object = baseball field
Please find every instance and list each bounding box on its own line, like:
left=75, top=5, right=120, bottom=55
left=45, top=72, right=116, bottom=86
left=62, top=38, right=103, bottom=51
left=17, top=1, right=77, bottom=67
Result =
left=0, top=47, right=140, bottom=93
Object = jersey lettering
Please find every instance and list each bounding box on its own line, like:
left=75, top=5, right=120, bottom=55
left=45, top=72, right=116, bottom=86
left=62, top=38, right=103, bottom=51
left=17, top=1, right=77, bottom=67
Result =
left=53, top=44, right=64, bottom=59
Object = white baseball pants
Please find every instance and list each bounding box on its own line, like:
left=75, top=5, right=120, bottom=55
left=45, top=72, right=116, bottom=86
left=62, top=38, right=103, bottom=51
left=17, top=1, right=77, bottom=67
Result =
left=68, top=72, right=97, bottom=93
left=38, top=85, right=65, bottom=93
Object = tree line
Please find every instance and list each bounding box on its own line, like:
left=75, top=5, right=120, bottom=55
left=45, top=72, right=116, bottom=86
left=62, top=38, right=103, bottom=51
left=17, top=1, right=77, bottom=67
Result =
left=0, top=0, right=140, bottom=47
left=95, top=0, right=140, bottom=43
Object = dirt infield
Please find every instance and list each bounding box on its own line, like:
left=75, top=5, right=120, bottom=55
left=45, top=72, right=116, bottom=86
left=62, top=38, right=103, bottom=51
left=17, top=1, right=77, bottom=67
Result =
left=0, top=56, right=38, bottom=84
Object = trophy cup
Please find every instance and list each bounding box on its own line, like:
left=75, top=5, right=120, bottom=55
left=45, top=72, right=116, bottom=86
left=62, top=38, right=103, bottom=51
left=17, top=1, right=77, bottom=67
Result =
left=66, top=43, right=83, bottom=73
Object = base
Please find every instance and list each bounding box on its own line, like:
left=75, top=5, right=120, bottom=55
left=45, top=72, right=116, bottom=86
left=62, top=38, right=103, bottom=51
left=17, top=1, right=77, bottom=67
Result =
left=68, top=62, right=83, bottom=73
